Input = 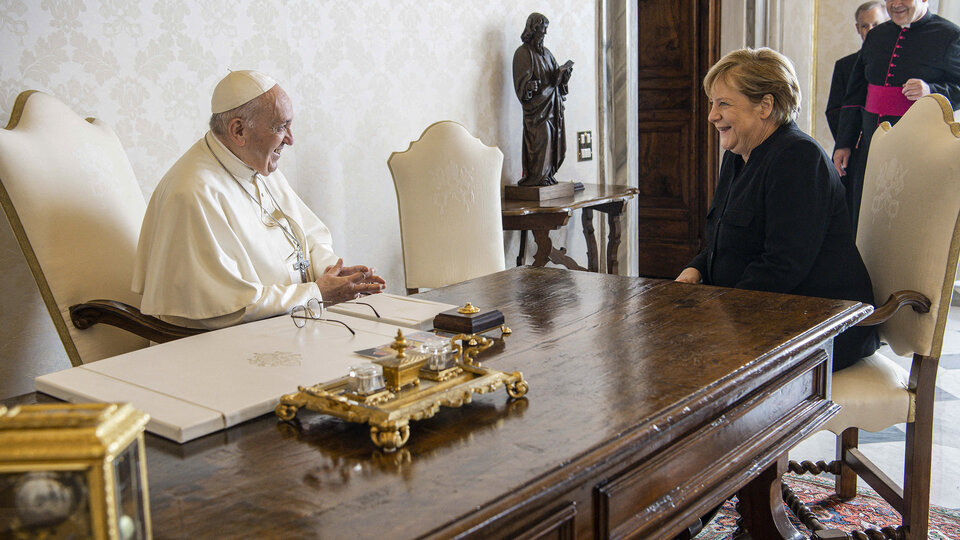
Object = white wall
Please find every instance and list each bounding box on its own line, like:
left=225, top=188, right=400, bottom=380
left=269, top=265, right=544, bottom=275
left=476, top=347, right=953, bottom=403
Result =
left=719, top=0, right=815, bottom=134
left=0, top=0, right=598, bottom=396
left=813, top=0, right=875, bottom=151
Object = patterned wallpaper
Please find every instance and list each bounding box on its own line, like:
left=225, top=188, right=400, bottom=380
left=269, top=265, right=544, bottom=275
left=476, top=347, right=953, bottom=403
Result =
left=813, top=0, right=874, bottom=150
left=0, top=0, right=597, bottom=393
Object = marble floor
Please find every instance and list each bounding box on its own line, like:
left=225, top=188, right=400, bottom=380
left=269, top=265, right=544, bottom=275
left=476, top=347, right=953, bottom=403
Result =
left=790, top=303, right=960, bottom=510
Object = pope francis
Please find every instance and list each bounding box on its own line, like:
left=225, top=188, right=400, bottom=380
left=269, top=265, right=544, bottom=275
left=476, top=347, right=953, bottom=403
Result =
left=132, top=70, right=385, bottom=330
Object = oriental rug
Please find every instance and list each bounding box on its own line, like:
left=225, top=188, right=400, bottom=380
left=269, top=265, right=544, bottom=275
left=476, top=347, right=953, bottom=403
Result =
left=699, top=473, right=960, bottom=539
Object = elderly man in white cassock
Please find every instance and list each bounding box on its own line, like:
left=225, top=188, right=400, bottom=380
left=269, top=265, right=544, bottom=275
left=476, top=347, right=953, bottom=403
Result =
left=133, top=70, right=385, bottom=329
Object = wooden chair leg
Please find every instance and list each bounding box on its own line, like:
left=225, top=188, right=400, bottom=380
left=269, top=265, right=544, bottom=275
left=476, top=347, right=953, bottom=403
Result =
left=902, top=353, right=938, bottom=539
left=836, top=427, right=859, bottom=500
left=902, top=420, right=932, bottom=539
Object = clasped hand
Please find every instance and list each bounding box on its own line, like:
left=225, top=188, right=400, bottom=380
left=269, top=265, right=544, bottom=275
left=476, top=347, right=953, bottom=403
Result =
left=675, top=267, right=702, bottom=284
left=902, top=78, right=930, bottom=101
left=315, top=258, right=385, bottom=303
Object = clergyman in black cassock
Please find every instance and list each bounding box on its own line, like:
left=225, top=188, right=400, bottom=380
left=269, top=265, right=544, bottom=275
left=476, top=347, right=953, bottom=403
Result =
left=826, top=52, right=859, bottom=140
left=835, top=8, right=960, bottom=234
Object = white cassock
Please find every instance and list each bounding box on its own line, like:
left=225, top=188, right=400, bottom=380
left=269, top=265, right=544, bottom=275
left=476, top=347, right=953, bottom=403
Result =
left=132, top=131, right=339, bottom=329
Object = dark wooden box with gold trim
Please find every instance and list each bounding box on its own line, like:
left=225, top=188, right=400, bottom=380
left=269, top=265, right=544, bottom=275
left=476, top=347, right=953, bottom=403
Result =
left=433, top=306, right=505, bottom=334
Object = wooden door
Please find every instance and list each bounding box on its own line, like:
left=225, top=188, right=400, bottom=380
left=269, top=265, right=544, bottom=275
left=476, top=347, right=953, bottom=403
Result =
left=636, top=0, right=719, bottom=277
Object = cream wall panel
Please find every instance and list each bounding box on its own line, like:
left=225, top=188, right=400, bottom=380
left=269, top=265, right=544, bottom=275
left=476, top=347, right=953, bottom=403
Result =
left=814, top=0, right=869, bottom=151
left=0, top=0, right=597, bottom=394
left=778, top=1, right=815, bottom=134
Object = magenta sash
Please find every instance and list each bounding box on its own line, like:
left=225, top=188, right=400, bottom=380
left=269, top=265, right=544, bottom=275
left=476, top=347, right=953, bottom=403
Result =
left=865, top=84, right=913, bottom=117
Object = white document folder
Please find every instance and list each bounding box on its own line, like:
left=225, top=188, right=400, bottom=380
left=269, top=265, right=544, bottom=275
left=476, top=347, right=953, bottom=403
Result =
left=326, top=293, right=457, bottom=330
left=35, top=312, right=425, bottom=443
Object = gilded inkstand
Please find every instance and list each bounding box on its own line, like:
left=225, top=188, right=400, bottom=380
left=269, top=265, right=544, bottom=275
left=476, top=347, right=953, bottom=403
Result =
left=275, top=330, right=528, bottom=451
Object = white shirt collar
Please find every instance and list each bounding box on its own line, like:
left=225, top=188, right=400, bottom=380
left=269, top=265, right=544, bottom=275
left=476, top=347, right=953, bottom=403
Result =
left=205, top=131, right=258, bottom=183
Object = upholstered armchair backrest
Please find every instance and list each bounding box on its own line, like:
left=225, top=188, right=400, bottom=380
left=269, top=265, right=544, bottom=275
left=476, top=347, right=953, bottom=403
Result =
left=388, top=121, right=506, bottom=290
left=857, top=94, right=960, bottom=358
left=0, top=91, right=149, bottom=365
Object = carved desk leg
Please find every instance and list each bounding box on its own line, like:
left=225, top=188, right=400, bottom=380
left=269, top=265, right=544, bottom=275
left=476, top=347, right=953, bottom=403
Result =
left=737, top=454, right=804, bottom=540
left=582, top=208, right=599, bottom=272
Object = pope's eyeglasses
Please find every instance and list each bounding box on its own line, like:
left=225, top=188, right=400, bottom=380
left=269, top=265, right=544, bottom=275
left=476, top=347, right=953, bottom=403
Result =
left=290, top=298, right=381, bottom=334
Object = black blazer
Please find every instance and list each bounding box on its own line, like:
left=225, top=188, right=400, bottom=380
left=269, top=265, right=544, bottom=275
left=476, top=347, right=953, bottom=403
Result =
left=687, top=122, right=879, bottom=370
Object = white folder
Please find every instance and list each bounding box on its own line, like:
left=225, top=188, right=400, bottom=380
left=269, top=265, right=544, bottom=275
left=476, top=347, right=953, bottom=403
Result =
left=35, top=311, right=430, bottom=443
left=326, top=293, right=457, bottom=330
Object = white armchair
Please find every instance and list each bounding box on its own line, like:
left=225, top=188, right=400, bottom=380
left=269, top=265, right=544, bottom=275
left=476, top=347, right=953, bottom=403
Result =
left=787, top=94, right=960, bottom=540
left=0, top=91, right=202, bottom=366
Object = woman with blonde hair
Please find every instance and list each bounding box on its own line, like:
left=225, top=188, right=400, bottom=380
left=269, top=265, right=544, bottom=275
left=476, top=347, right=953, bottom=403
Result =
left=676, top=47, right=878, bottom=372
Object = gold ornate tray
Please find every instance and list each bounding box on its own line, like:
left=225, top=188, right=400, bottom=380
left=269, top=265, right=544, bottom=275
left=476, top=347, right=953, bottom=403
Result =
left=275, top=332, right=528, bottom=451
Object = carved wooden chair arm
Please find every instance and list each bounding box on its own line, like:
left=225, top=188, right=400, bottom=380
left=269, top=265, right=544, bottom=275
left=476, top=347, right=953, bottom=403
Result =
left=856, top=290, right=931, bottom=327
left=69, top=299, right=207, bottom=343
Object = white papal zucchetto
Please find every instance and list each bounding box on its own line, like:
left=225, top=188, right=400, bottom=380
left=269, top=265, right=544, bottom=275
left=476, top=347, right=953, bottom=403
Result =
left=211, top=70, right=277, bottom=114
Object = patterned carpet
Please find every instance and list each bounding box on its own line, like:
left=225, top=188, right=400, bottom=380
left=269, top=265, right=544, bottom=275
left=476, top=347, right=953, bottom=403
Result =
left=699, top=473, right=960, bottom=539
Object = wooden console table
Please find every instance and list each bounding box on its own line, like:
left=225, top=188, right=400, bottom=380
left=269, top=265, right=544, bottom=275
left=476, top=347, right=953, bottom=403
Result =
left=8, top=267, right=870, bottom=538
left=502, top=183, right=639, bottom=274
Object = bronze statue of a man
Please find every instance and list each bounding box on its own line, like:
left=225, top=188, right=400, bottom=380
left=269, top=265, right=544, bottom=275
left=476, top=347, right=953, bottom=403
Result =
left=513, top=13, right=573, bottom=186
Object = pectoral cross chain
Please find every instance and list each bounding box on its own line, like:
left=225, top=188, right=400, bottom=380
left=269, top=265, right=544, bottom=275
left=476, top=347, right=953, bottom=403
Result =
left=293, top=249, right=311, bottom=283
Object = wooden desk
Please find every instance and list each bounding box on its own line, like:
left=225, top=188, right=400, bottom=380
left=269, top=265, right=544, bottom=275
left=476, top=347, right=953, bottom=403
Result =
left=10, top=268, right=869, bottom=539
left=502, top=183, right=639, bottom=274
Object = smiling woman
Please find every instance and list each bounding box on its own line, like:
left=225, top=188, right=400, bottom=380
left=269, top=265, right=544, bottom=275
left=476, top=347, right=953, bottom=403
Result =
left=675, top=47, right=879, bottom=373
left=702, top=47, right=801, bottom=161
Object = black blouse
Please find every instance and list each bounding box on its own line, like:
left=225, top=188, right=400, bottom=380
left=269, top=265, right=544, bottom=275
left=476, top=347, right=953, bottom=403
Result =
left=687, top=122, right=879, bottom=370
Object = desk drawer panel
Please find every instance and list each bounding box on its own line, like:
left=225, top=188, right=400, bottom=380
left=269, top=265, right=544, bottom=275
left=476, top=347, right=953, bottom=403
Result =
left=597, top=351, right=828, bottom=539
left=513, top=502, right=577, bottom=540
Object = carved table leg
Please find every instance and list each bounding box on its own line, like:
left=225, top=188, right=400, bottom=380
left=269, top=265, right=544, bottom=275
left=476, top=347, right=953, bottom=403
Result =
left=531, top=230, right=554, bottom=267
left=605, top=202, right=626, bottom=275
left=517, top=230, right=527, bottom=267
left=582, top=209, right=599, bottom=272
left=736, top=454, right=804, bottom=540
left=529, top=230, right=587, bottom=271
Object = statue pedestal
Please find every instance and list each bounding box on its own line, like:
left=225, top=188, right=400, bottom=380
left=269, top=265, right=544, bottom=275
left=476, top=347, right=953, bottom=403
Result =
left=504, top=182, right=575, bottom=201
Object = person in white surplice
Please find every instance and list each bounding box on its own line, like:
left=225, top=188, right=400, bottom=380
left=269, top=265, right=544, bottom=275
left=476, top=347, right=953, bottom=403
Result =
left=133, top=70, right=385, bottom=329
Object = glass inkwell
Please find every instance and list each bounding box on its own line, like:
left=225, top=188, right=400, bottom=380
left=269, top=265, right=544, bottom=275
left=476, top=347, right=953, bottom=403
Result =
left=342, top=363, right=391, bottom=406
left=418, top=338, right=462, bottom=382
left=346, top=364, right=385, bottom=396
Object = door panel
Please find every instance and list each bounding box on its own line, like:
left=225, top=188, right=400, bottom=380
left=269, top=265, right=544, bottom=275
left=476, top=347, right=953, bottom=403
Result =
left=637, top=0, right=719, bottom=277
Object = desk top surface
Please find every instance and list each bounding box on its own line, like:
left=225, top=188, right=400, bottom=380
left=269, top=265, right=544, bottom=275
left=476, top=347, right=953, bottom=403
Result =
left=10, top=267, right=868, bottom=539
left=501, top=183, right=639, bottom=215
